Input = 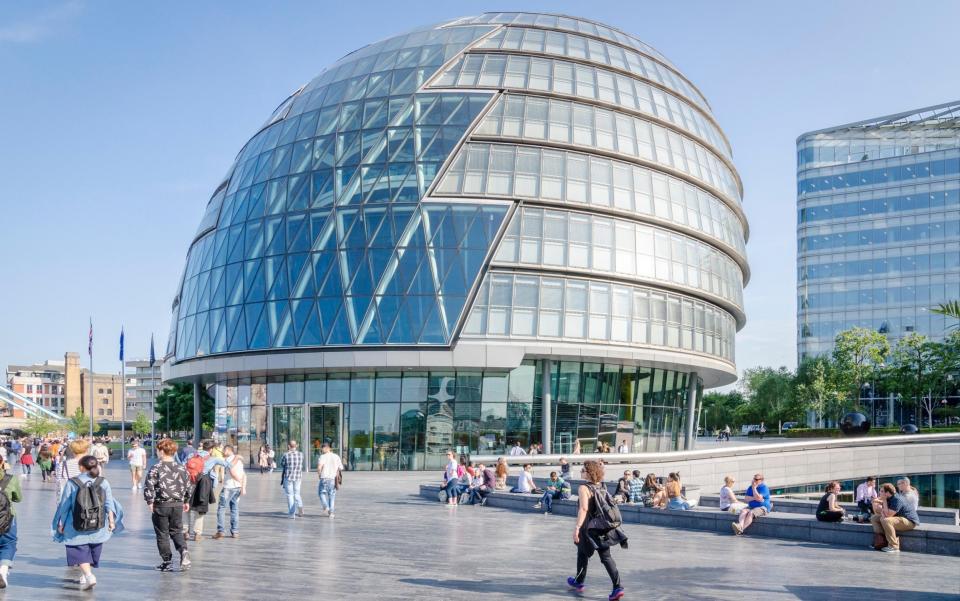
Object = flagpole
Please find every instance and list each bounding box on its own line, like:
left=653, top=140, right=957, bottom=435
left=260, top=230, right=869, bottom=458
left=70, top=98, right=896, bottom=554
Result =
left=120, top=328, right=126, bottom=459
left=149, top=334, right=156, bottom=456
left=88, top=318, right=94, bottom=438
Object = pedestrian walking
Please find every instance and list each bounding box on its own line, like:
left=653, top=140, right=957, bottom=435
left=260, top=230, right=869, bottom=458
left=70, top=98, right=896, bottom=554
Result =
left=52, top=455, right=123, bottom=591
left=127, top=440, right=147, bottom=490
left=213, top=445, right=246, bottom=539
left=38, top=445, right=53, bottom=483
left=0, top=457, right=23, bottom=588
left=143, top=438, right=192, bottom=572
left=18, top=445, right=33, bottom=479
left=568, top=460, right=627, bottom=601
left=280, top=440, right=304, bottom=518
left=56, top=440, right=89, bottom=500
left=185, top=441, right=229, bottom=541
left=258, top=444, right=275, bottom=474
left=91, top=439, right=110, bottom=468
left=317, top=442, right=344, bottom=518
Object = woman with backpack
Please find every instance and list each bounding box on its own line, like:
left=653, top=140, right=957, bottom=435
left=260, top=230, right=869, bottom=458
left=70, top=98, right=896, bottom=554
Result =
left=0, top=457, right=23, bottom=588
left=38, top=446, right=54, bottom=483
left=51, top=455, right=124, bottom=591
left=568, top=460, right=625, bottom=601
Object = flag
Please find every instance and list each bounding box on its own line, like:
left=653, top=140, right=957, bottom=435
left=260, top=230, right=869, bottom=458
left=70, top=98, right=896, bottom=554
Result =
left=149, top=334, right=156, bottom=368
left=88, top=318, right=93, bottom=357
left=119, top=326, right=125, bottom=361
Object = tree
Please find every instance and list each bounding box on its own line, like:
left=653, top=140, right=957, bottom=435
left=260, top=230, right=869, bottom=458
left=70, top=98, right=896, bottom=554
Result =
left=700, top=391, right=745, bottom=432
left=68, top=408, right=89, bottom=436
left=132, top=411, right=152, bottom=438
left=795, top=355, right=845, bottom=426
left=154, top=382, right=214, bottom=433
left=832, top=327, right=890, bottom=406
left=931, top=301, right=960, bottom=330
left=25, top=415, right=60, bottom=438
left=741, top=366, right=800, bottom=432
left=886, top=334, right=938, bottom=428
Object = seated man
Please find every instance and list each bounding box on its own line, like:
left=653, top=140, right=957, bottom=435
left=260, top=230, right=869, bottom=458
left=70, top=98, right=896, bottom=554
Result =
left=732, top=473, right=770, bottom=535
left=467, top=463, right=494, bottom=506
left=510, top=464, right=536, bottom=494
left=855, top=476, right=877, bottom=517
left=533, top=471, right=567, bottom=514
left=870, top=482, right=920, bottom=553
left=614, top=470, right=632, bottom=504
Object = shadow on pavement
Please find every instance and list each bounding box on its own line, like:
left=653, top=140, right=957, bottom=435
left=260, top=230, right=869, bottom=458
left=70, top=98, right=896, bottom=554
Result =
left=786, top=585, right=960, bottom=600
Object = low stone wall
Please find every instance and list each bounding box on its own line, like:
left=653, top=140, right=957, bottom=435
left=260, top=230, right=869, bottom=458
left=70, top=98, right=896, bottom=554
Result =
left=419, top=484, right=960, bottom=557
left=698, top=494, right=960, bottom=526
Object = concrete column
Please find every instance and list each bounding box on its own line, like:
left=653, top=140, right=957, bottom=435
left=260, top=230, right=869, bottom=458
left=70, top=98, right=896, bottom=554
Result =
left=193, top=380, right=202, bottom=447
left=541, top=359, right=553, bottom=454
left=683, top=372, right=699, bottom=450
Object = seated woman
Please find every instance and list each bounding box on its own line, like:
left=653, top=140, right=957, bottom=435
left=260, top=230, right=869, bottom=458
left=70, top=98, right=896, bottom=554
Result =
left=640, top=473, right=666, bottom=508
left=719, top=476, right=747, bottom=513
left=665, top=472, right=694, bottom=510
left=816, top=481, right=846, bottom=522
left=494, top=458, right=508, bottom=491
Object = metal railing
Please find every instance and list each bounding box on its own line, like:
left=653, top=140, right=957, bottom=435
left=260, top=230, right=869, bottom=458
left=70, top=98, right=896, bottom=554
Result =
left=0, top=384, right=66, bottom=421
left=471, top=432, right=960, bottom=466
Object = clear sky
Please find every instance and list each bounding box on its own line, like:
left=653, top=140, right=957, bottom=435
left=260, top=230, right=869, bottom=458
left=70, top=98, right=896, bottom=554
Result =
left=1, top=1, right=958, bottom=381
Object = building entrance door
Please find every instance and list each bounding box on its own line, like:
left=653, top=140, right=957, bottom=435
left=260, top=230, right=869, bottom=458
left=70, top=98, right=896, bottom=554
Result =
left=308, top=404, right=342, bottom=469
left=271, top=406, right=303, bottom=462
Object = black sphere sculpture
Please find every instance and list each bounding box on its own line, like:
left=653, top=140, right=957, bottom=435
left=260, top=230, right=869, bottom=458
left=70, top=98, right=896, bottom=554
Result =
left=900, top=424, right=919, bottom=434
left=839, top=412, right=871, bottom=436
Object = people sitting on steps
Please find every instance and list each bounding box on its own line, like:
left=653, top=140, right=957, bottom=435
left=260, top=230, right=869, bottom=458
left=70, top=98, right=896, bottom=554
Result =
left=816, top=481, right=846, bottom=522
left=511, top=464, right=537, bottom=494
left=719, top=476, right=747, bottom=513
left=732, top=473, right=770, bottom=535
left=870, top=482, right=920, bottom=553
left=665, top=472, right=695, bottom=511
left=534, top=471, right=569, bottom=514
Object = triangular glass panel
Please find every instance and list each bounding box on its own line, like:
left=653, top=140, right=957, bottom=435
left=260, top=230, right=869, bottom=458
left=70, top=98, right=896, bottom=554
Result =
left=295, top=300, right=323, bottom=345
left=286, top=214, right=310, bottom=253
left=404, top=215, right=427, bottom=249
left=367, top=248, right=393, bottom=286
left=265, top=301, right=292, bottom=347
left=362, top=207, right=387, bottom=244
left=290, top=140, right=312, bottom=175
left=383, top=246, right=423, bottom=295
left=362, top=98, right=388, bottom=129
left=311, top=169, right=335, bottom=208
left=209, top=266, right=226, bottom=309
left=226, top=225, right=244, bottom=263
left=210, top=309, right=227, bottom=353
left=392, top=165, right=420, bottom=202
left=324, top=305, right=352, bottom=345
left=348, top=254, right=374, bottom=296
left=336, top=166, right=357, bottom=202
left=244, top=259, right=265, bottom=302
left=265, top=257, right=288, bottom=300
left=245, top=220, right=264, bottom=260
left=225, top=263, right=244, bottom=305
left=309, top=210, right=332, bottom=245
left=244, top=302, right=264, bottom=341
left=480, top=206, right=508, bottom=242
left=247, top=183, right=266, bottom=219
left=195, top=271, right=211, bottom=312
left=247, top=305, right=271, bottom=350
left=448, top=206, right=477, bottom=247
left=407, top=255, right=437, bottom=296
left=348, top=295, right=372, bottom=333
left=375, top=295, right=403, bottom=339
left=460, top=247, right=487, bottom=285
left=226, top=306, right=247, bottom=351
left=312, top=251, right=334, bottom=292
left=270, top=144, right=292, bottom=179
left=265, top=179, right=287, bottom=215
left=442, top=295, right=467, bottom=334
left=337, top=130, right=362, bottom=166
left=360, top=310, right=383, bottom=344
left=265, top=216, right=285, bottom=256
left=418, top=300, right=447, bottom=344
left=319, top=258, right=344, bottom=297
left=312, top=136, right=336, bottom=170
left=288, top=174, right=310, bottom=211
left=195, top=314, right=210, bottom=356
left=424, top=206, right=453, bottom=246
left=435, top=248, right=462, bottom=289
left=288, top=253, right=313, bottom=298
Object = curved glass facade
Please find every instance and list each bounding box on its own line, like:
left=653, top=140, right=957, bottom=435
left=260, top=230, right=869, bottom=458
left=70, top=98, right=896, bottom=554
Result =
left=167, top=13, right=748, bottom=467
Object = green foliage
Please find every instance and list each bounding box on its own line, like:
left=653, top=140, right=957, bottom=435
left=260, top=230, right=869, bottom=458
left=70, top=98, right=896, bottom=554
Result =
left=831, top=327, right=890, bottom=406
left=794, top=355, right=845, bottom=426
left=741, top=366, right=801, bottom=428
left=68, top=407, right=90, bottom=436
left=131, top=411, right=152, bottom=437
left=25, top=415, right=60, bottom=438
left=931, top=300, right=960, bottom=329
left=154, top=383, right=214, bottom=433
left=700, top=390, right=744, bottom=431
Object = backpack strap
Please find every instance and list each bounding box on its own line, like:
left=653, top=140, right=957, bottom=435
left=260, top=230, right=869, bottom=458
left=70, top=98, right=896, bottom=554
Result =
left=69, top=476, right=85, bottom=488
left=0, top=474, right=11, bottom=492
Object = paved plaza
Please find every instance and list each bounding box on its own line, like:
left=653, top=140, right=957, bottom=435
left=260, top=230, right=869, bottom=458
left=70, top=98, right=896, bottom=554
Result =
left=4, top=465, right=959, bottom=600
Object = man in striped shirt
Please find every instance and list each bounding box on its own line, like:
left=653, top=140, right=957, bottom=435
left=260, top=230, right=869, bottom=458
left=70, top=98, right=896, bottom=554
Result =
left=280, top=441, right=304, bottom=518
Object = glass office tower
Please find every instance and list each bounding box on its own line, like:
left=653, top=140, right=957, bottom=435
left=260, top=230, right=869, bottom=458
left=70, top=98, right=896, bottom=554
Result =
left=164, top=13, right=749, bottom=469
left=797, top=101, right=960, bottom=360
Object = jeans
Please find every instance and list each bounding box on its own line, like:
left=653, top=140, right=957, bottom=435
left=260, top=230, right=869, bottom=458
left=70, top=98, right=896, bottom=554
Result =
left=857, top=500, right=874, bottom=515
left=152, top=505, right=187, bottom=563
left=575, top=529, right=620, bottom=588
left=187, top=509, right=207, bottom=536
left=217, top=488, right=242, bottom=534
left=541, top=490, right=562, bottom=512
left=318, top=478, right=337, bottom=513
left=0, top=518, right=16, bottom=566
left=468, top=487, right=489, bottom=505
left=284, top=479, right=303, bottom=515
left=443, top=479, right=460, bottom=500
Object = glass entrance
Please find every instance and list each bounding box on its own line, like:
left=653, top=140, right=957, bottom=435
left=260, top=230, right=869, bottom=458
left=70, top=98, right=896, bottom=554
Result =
left=272, top=406, right=303, bottom=459
left=309, top=404, right=342, bottom=469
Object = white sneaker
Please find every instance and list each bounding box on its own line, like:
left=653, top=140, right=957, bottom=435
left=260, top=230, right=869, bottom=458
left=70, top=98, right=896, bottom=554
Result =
left=328, top=513, right=335, bottom=519
left=0, top=571, right=7, bottom=588
left=81, top=574, right=97, bottom=590
left=77, top=575, right=86, bottom=587
left=881, top=546, right=899, bottom=553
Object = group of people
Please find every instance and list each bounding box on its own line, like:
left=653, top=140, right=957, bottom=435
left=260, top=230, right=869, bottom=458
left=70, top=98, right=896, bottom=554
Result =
left=816, top=476, right=921, bottom=553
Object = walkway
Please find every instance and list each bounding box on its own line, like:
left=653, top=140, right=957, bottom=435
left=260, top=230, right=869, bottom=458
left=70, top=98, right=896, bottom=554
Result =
left=5, top=465, right=959, bottom=600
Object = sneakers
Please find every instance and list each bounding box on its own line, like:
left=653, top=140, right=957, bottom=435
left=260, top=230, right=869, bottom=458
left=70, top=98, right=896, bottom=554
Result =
left=212, top=532, right=225, bottom=540
left=297, top=507, right=304, bottom=517
left=609, top=587, right=625, bottom=600
left=567, top=577, right=585, bottom=593
left=328, top=513, right=335, bottom=519
left=155, top=561, right=174, bottom=572
left=180, top=550, right=192, bottom=571
left=231, top=532, right=240, bottom=539
left=479, top=497, right=487, bottom=507
left=533, top=503, right=542, bottom=509
left=80, top=574, right=97, bottom=590
left=881, top=546, right=900, bottom=553
left=0, top=572, right=7, bottom=589
left=731, top=522, right=743, bottom=535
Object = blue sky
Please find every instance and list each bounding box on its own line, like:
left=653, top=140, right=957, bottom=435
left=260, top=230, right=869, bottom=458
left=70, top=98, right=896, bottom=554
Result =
left=1, top=1, right=958, bottom=381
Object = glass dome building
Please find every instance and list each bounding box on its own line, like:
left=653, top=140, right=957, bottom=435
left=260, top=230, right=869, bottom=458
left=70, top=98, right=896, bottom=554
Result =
left=164, top=12, right=749, bottom=470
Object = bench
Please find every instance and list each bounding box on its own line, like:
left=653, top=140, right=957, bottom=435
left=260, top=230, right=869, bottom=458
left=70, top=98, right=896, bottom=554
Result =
left=418, top=484, right=960, bottom=557
left=698, top=495, right=960, bottom=526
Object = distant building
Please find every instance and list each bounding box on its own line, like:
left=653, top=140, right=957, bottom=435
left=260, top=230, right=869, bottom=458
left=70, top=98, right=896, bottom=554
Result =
left=124, top=359, right=161, bottom=421
left=797, top=101, right=960, bottom=360
left=6, top=360, right=66, bottom=416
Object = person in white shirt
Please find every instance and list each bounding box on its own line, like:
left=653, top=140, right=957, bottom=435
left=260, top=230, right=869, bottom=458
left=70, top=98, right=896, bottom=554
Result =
left=897, top=477, right=919, bottom=512
left=213, top=445, right=246, bottom=539
left=127, top=440, right=148, bottom=489
left=91, top=440, right=109, bottom=467
left=316, top=442, right=344, bottom=518
left=511, top=464, right=535, bottom=493
left=855, top=476, right=878, bottom=515
left=509, top=442, right=527, bottom=457
left=617, top=442, right=629, bottom=454
left=719, top=476, right=747, bottom=513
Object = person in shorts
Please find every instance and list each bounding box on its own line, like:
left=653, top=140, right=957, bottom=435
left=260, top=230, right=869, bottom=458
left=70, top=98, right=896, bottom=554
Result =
left=127, top=441, right=147, bottom=490
left=732, top=473, right=770, bottom=535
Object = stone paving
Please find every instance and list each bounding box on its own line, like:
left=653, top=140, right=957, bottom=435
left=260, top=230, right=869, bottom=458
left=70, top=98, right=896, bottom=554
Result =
left=3, top=465, right=959, bottom=600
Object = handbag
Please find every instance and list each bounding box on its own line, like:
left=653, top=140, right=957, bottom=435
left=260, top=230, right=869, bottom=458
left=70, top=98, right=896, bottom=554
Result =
left=335, top=469, right=343, bottom=490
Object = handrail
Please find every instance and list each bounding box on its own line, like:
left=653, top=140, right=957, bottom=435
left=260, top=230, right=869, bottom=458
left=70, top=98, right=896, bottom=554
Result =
left=471, top=433, right=960, bottom=466
left=0, top=384, right=66, bottom=421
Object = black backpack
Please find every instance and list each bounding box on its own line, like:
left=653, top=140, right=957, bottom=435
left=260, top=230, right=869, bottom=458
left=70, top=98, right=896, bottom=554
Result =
left=0, top=475, right=14, bottom=535
left=70, top=477, right=106, bottom=532
left=587, top=484, right=623, bottom=532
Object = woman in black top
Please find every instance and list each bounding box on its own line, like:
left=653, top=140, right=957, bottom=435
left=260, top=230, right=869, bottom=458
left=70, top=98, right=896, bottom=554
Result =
left=569, top=460, right=625, bottom=600
left=816, top=481, right=845, bottom=522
